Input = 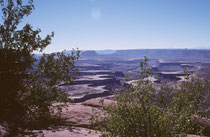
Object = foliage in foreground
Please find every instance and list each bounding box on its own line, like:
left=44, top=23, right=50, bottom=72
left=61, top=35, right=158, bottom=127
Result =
left=91, top=57, right=210, bottom=137
left=0, top=0, right=80, bottom=135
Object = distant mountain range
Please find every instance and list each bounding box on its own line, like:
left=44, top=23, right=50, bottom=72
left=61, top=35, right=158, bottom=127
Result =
left=34, top=49, right=210, bottom=62
left=80, top=49, right=210, bottom=61
left=95, top=50, right=116, bottom=55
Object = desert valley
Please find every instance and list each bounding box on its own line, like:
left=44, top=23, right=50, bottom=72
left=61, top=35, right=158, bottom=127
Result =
left=20, top=49, right=210, bottom=137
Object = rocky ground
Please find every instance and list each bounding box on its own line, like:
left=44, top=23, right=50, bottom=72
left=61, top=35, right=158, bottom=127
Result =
left=0, top=98, right=111, bottom=137
left=26, top=98, right=111, bottom=137
left=25, top=98, right=210, bottom=137
left=1, top=97, right=210, bottom=137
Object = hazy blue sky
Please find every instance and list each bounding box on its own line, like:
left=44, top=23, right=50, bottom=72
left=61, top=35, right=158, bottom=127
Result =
left=20, top=0, right=210, bottom=53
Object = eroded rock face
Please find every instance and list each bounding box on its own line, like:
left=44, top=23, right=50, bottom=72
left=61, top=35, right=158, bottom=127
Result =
left=25, top=102, right=103, bottom=137
left=59, top=103, right=102, bottom=127
left=26, top=126, right=101, bottom=137
left=24, top=99, right=114, bottom=136
left=82, top=98, right=113, bottom=108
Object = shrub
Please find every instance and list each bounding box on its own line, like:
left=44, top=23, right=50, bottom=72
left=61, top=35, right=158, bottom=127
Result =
left=91, top=57, right=210, bottom=137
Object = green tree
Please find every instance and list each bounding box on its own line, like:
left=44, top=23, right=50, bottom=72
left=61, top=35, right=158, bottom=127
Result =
left=0, top=0, right=80, bottom=135
left=91, top=57, right=210, bottom=137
